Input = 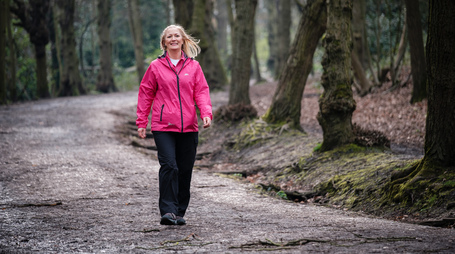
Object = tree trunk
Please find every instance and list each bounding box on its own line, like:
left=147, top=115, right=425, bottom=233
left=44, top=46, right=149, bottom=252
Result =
left=351, top=50, right=372, bottom=96
left=352, top=0, right=368, bottom=69
left=263, top=0, right=326, bottom=130
left=274, top=0, right=291, bottom=79
left=405, top=0, right=427, bottom=103
left=422, top=0, right=455, bottom=168
left=390, top=22, right=407, bottom=89
left=34, top=44, right=50, bottom=98
left=56, top=0, right=85, bottom=96
left=351, top=0, right=372, bottom=95
left=252, top=24, right=263, bottom=84
left=0, top=0, right=7, bottom=104
left=79, top=18, right=95, bottom=79
left=215, top=0, right=228, bottom=57
left=226, top=0, right=235, bottom=60
left=127, top=0, right=145, bottom=82
left=316, top=0, right=356, bottom=151
left=173, top=0, right=194, bottom=28
left=6, top=1, right=17, bottom=102
left=384, top=0, right=455, bottom=208
left=164, top=0, right=171, bottom=25
left=96, top=0, right=116, bottom=93
left=266, top=0, right=278, bottom=76
left=11, top=0, right=51, bottom=99
left=48, top=5, right=60, bottom=96
left=228, top=0, right=257, bottom=106
left=190, top=0, right=227, bottom=90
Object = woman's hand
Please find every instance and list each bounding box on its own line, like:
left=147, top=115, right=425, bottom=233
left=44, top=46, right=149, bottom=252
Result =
left=138, top=128, right=146, bottom=139
left=203, top=117, right=212, bottom=128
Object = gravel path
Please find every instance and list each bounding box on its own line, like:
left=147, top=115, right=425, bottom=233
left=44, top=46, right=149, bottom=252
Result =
left=0, top=91, right=454, bottom=253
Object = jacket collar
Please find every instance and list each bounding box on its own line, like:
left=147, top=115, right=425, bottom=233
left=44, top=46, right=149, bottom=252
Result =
left=158, top=51, right=190, bottom=61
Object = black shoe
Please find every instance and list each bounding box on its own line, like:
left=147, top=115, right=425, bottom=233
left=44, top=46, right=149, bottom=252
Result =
left=160, top=213, right=177, bottom=225
left=176, top=216, right=186, bottom=225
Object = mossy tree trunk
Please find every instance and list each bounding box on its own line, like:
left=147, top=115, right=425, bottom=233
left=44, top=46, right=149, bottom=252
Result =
left=56, top=0, right=86, bottom=96
left=263, top=0, right=326, bottom=130
left=422, top=0, right=455, bottom=169
left=383, top=0, right=455, bottom=207
left=405, top=0, right=427, bottom=104
left=127, top=0, right=145, bottom=82
left=228, top=0, right=257, bottom=106
left=96, top=0, right=116, bottom=93
left=190, top=0, right=227, bottom=90
left=11, top=0, right=50, bottom=99
left=316, top=0, right=356, bottom=151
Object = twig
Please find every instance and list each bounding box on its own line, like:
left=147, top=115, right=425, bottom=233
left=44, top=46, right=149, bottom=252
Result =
left=134, top=228, right=160, bottom=233
left=160, top=233, right=200, bottom=245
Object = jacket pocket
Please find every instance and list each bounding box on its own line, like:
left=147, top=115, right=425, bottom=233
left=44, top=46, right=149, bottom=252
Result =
left=160, top=104, right=164, bottom=121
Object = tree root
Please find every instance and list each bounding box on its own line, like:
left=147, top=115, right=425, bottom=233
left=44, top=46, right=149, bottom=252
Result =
left=160, top=232, right=200, bottom=245
left=136, top=233, right=214, bottom=251
left=229, top=238, right=330, bottom=251
left=1, top=201, right=62, bottom=209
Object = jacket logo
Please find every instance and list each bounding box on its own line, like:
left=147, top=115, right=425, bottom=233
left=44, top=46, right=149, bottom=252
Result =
left=184, top=73, right=189, bottom=76
left=168, top=122, right=174, bottom=126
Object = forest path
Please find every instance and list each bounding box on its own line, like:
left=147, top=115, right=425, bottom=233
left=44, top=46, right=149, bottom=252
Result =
left=0, top=91, right=453, bottom=253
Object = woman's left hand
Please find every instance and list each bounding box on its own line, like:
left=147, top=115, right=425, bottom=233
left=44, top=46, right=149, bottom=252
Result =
left=203, top=117, right=212, bottom=128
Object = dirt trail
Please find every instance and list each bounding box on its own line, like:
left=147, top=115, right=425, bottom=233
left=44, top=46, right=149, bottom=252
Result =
left=0, top=91, right=454, bottom=253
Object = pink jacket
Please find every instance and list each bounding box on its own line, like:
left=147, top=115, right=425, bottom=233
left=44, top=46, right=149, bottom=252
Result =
left=136, top=52, right=212, bottom=133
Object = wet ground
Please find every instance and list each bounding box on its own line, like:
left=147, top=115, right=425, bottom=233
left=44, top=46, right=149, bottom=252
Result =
left=1, top=91, right=454, bottom=253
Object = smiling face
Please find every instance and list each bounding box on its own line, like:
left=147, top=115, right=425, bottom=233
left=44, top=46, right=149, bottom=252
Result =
left=163, top=27, right=183, bottom=52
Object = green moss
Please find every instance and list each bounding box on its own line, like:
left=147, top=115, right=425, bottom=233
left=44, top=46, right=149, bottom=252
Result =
left=230, top=119, right=305, bottom=150
left=443, top=180, right=455, bottom=187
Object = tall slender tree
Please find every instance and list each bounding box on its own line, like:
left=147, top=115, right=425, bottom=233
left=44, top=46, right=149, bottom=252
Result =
left=266, top=0, right=278, bottom=75
left=127, top=0, right=145, bottom=82
left=263, top=0, right=326, bottom=130
left=189, top=0, right=227, bottom=90
left=405, top=0, right=427, bottom=103
left=316, top=0, right=356, bottom=151
left=0, top=0, right=7, bottom=104
left=55, top=0, right=86, bottom=96
left=96, top=0, right=116, bottom=93
left=6, top=0, right=17, bottom=102
left=11, top=0, right=51, bottom=98
left=228, top=0, right=257, bottom=106
left=274, top=0, right=291, bottom=79
left=215, top=0, right=228, bottom=57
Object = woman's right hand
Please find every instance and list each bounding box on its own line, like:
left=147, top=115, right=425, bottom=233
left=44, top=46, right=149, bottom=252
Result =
left=138, top=128, right=146, bottom=139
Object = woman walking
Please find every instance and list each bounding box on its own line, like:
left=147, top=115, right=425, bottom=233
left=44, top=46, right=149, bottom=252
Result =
left=136, top=25, right=212, bottom=225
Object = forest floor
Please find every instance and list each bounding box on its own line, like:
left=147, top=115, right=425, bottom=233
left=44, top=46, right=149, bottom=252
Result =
left=1, top=74, right=454, bottom=253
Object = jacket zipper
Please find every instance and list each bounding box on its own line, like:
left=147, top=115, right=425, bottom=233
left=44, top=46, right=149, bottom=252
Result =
left=160, top=104, right=164, bottom=121
left=166, top=56, right=189, bottom=133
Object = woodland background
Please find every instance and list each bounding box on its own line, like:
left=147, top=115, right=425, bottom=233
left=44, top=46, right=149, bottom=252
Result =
left=0, top=0, right=427, bottom=102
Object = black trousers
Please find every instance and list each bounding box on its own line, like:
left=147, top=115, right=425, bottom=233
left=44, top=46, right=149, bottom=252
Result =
left=152, top=131, right=198, bottom=217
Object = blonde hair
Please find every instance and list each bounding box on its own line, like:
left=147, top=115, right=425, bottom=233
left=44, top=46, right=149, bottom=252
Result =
left=160, top=25, right=201, bottom=58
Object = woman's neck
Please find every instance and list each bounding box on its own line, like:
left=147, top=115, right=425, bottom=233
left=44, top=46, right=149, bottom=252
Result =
left=168, top=49, right=181, bottom=59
